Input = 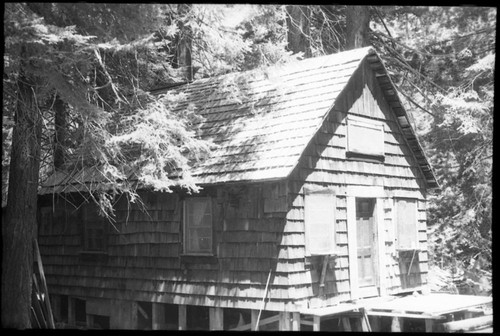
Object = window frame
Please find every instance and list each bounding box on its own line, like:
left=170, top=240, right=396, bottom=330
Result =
left=346, top=115, right=385, bottom=161
left=304, top=188, right=337, bottom=256
left=394, top=197, right=419, bottom=251
left=183, top=197, right=214, bottom=256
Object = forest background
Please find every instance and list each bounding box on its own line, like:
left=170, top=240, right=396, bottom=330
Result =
left=2, top=4, right=494, bottom=328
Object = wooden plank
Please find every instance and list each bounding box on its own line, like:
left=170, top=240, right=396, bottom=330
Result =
left=376, top=199, right=387, bottom=296
left=152, top=303, right=165, bottom=330
left=178, top=305, right=186, bottom=330
left=279, top=312, right=291, bottom=331
left=347, top=196, right=358, bottom=300
left=291, top=312, right=301, bottom=331
left=313, top=316, right=321, bottom=331
left=209, top=307, right=223, bottom=330
left=251, top=310, right=258, bottom=331
left=441, top=315, right=493, bottom=332
left=342, top=317, right=352, bottom=331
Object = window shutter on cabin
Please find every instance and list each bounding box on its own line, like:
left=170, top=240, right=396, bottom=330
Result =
left=395, top=198, right=418, bottom=250
left=347, top=116, right=384, bottom=157
left=304, top=192, right=336, bottom=255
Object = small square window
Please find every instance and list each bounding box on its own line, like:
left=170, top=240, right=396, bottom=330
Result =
left=347, top=115, right=385, bottom=159
left=183, top=198, right=213, bottom=255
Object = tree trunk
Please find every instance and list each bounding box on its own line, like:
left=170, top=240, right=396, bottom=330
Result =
left=346, top=6, right=371, bottom=50
left=53, top=95, right=66, bottom=170
left=286, top=5, right=312, bottom=58
left=174, top=4, right=193, bottom=81
left=1, top=72, right=42, bottom=328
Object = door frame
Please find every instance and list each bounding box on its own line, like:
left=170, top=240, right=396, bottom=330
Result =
left=346, top=186, right=387, bottom=300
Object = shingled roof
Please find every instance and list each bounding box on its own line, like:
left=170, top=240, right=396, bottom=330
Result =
left=39, top=47, right=438, bottom=194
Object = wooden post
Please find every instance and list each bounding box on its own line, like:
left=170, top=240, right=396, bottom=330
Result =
left=178, top=305, right=187, bottom=330
left=376, top=199, right=387, bottom=296
left=251, top=310, right=259, bottom=331
left=68, top=297, right=75, bottom=326
left=391, top=311, right=403, bottom=332
left=152, top=303, right=166, bottom=330
left=369, top=316, right=381, bottom=332
left=209, top=307, right=223, bottom=330
left=342, top=317, right=352, bottom=331
left=347, top=196, right=359, bottom=300
left=313, top=316, right=321, bottom=331
left=291, top=312, right=300, bottom=331
left=86, top=314, right=94, bottom=328
left=425, top=319, right=434, bottom=332
left=279, top=312, right=291, bottom=331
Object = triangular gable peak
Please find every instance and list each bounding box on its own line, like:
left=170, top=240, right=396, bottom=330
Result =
left=292, top=50, right=438, bottom=189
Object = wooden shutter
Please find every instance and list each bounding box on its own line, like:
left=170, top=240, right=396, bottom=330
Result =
left=347, top=116, right=384, bottom=157
left=304, top=192, right=336, bottom=256
left=184, top=198, right=213, bottom=254
left=395, top=198, right=418, bottom=250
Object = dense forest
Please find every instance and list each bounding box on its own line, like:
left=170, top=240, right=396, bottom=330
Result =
left=2, top=4, right=494, bottom=327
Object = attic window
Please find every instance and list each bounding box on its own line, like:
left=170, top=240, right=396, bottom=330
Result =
left=346, top=115, right=385, bottom=160
left=183, top=197, right=213, bottom=255
left=304, top=189, right=336, bottom=256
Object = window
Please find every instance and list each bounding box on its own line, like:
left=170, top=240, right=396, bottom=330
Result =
left=183, top=198, right=213, bottom=255
left=395, top=198, right=418, bottom=250
left=82, top=204, right=108, bottom=252
left=304, top=190, right=336, bottom=256
left=346, top=115, right=385, bottom=159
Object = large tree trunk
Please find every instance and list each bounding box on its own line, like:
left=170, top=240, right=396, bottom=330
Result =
left=173, top=4, right=193, bottom=81
left=346, top=6, right=371, bottom=50
left=1, top=72, right=42, bottom=328
left=53, top=95, right=66, bottom=170
left=286, top=5, right=312, bottom=58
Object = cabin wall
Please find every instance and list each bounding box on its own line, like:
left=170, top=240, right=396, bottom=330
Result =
left=284, top=59, right=429, bottom=306
left=38, top=180, right=299, bottom=329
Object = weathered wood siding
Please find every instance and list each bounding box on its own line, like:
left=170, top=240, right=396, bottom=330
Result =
left=284, top=59, right=429, bottom=305
left=38, top=182, right=300, bottom=312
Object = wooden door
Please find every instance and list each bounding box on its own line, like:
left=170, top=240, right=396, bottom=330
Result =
left=356, top=198, right=376, bottom=287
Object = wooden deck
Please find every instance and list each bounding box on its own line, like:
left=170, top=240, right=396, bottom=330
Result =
left=298, top=293, right=492, bottom=332
left=359, top=292, right=492, bottom=317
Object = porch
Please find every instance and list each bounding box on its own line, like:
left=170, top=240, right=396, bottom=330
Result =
left=297, top=292, right=492, bottom=332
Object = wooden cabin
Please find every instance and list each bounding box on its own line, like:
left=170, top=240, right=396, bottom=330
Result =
left=38, top=47, right=440, bottom=330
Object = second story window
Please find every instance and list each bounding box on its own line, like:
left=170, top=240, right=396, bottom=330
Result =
left=346, top=115, right=385, bottom=160
left=183, top=197, right=213, bottom=255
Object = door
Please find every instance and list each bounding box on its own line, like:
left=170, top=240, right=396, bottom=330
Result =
left=356, top=198, right=376, bottom=288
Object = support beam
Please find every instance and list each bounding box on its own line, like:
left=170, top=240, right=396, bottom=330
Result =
left=425, top=319, right=434, bottom=332
left=178, top=305, right=186, bottom=330
left=209, top=307, right=223, bottom=330
left=347, top=196, right=359, bottom=300
left=291, top=312, right=300, bottom=331
left=342, top=317, right=352, bottom=331
left=251, top=310, right=258, bottom=331
left=313, top=316, right=321, bottom=331
left=68, top=298, right=75, bottom=326
left=391, top=311, right=403, bottom=332
left=152, top=303, right=166, bottom=330
left=279, top=312, right=291, bottom=331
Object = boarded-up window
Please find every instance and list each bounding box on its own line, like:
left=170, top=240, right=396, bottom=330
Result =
left=347, top=115, right=384, bottom=157
left=83, top=204, right=108, bottom=252
left=395, top=198, right=418, bottom=250
left=184, top=198, right=213, bottom=254
left=304, top=191, right=336, bottom=255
